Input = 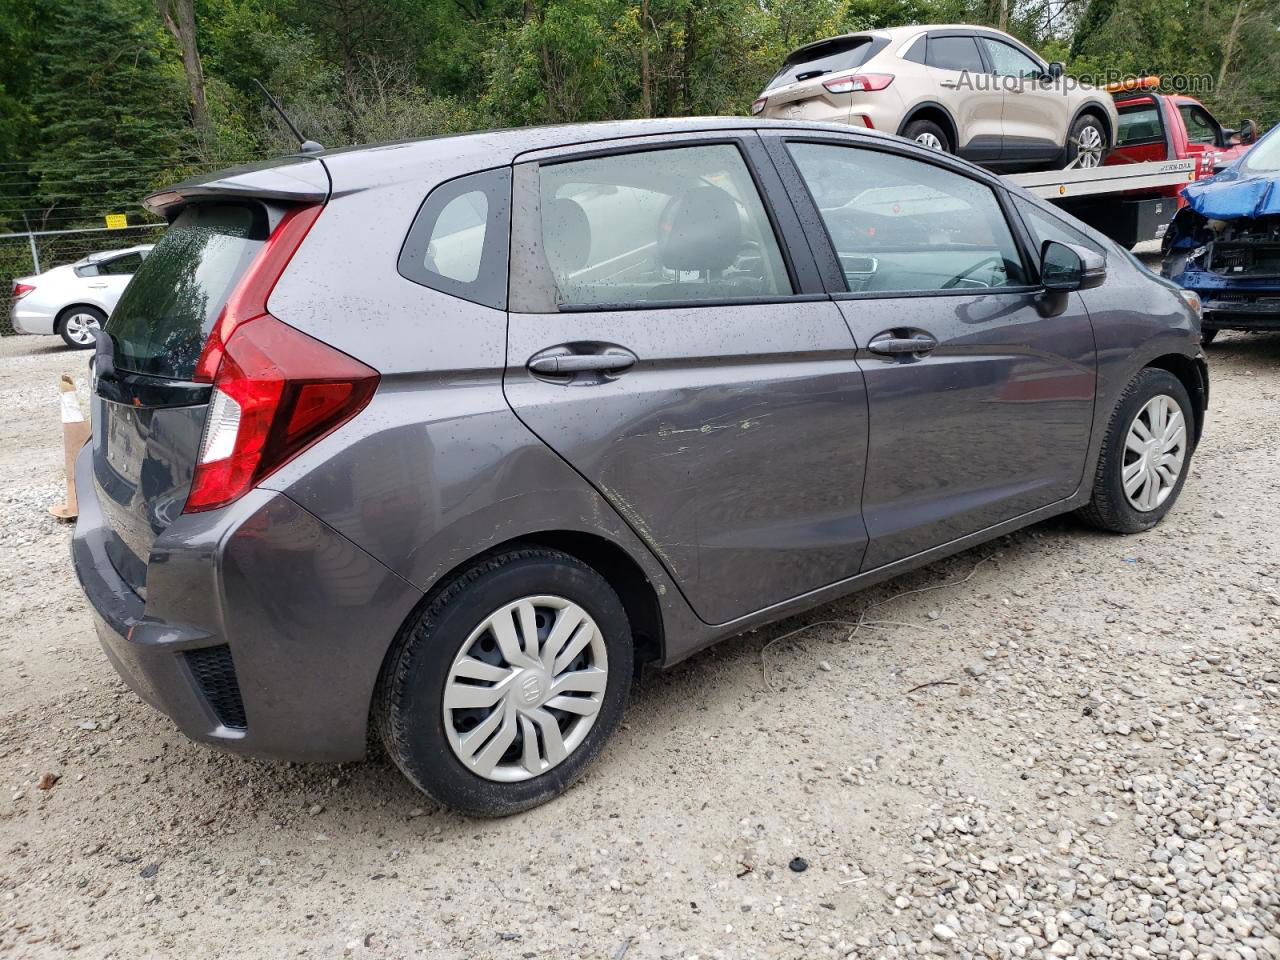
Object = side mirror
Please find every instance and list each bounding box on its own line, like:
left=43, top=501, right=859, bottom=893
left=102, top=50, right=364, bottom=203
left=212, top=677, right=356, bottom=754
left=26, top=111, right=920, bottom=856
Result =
left=1041, top=240, right=1106, bottom=291
left=1238, top=118, right=1258, bottom=145
left=1047, top=61, right=1065, bottom=80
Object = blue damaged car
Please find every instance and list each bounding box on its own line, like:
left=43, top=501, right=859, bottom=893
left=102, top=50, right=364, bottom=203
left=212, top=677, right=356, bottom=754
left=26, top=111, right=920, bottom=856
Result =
left=1163, top=121, right=1280, bottom=343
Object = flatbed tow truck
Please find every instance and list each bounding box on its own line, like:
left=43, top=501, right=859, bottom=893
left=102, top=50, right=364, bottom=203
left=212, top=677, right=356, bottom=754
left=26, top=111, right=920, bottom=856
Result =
left=1004, top=156, right=1203, bottom=247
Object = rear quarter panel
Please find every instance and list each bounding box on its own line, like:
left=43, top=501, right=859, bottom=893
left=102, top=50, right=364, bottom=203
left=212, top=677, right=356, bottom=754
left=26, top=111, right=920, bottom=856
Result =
left=262, top=152, right=704, bottom=652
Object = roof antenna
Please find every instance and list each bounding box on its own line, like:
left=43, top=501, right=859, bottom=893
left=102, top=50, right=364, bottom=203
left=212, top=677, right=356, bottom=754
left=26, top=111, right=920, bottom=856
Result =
left=253, top=79, right=323, bottom=154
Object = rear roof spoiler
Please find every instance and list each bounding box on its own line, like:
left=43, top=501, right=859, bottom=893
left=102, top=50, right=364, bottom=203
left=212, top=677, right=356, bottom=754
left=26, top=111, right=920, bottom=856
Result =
left=144, top=156, right=330, bottom=217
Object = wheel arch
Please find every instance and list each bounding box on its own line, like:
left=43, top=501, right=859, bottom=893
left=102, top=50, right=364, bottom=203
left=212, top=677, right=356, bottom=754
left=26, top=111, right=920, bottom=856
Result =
left=1146, top=352, right=1208, bottom=445
left=1069, top=101, right=1114, bottom=149
left=897, top=102, right=959, bottom=150
left=378, top=530, right=666, bottom=687
left=55, top=302, right=108, bottom=328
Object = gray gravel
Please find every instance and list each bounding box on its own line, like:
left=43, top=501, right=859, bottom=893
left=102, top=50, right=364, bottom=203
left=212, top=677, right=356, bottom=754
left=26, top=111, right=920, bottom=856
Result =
left=1, top=330, right=1278, bottom=959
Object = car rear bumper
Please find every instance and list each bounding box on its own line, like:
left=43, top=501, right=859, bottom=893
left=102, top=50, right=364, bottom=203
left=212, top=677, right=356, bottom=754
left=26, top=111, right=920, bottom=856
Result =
left=10, top=304, right=56, bottom=335
left=71, top=443, right=423, bottom=762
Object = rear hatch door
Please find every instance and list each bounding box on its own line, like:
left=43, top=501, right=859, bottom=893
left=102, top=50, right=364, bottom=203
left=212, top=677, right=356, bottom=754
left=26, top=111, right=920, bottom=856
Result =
left=91, top=160, right=328, bottom=598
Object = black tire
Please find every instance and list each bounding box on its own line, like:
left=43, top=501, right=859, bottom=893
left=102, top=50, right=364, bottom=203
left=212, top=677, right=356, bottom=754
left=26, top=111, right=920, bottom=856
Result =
left=902, top=119, right=952, bottom=154
left=1201, top=328, right=1219, bottom=345
left=56, top=305, right=106, bottom=350
left=375, top=547, right=633, bottom=817
left=1076, top=368, right=1196, bottom=534
left=1060, top=113, right=1109, bottom=170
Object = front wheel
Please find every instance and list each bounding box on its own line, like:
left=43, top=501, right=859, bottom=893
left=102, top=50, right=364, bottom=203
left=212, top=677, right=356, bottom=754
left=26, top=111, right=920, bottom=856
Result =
left=1060, top=114, right=1109, bottom=169
left=1076, top=368, right=1195, bottom=533
left=57, top=306, right=105, bottom=349
left=375, top=547, right=633, bottom=816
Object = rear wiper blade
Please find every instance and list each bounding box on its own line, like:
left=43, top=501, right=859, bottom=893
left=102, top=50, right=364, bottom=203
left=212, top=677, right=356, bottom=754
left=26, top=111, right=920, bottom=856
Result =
left=794, top=70, right=829, bottom=82
left=92, top=329, right=116, bottom=385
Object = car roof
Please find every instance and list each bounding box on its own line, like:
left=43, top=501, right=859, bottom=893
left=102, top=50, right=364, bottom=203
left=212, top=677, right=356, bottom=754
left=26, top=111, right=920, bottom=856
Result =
left=783, top=23, right=1021, bottom=57
left=76, top=244, right=154, bottom=265
left=315, top=116, right=903, bottom=183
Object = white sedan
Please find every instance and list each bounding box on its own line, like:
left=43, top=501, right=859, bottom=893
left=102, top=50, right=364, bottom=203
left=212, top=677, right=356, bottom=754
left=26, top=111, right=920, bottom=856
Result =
left=10, top=244, right=153, bottom=349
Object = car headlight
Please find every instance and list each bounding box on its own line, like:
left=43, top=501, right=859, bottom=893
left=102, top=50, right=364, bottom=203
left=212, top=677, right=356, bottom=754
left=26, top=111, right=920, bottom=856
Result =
left=1178, top=289, right=1202, bottom=317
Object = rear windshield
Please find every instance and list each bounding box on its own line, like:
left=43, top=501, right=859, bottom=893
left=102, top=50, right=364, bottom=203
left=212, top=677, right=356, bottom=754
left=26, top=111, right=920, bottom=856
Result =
left=1116, top=102, right=1163, bottom=145
left=107, top=203, right=268, bottom=380
left=766, top=36, right=884, bottom=91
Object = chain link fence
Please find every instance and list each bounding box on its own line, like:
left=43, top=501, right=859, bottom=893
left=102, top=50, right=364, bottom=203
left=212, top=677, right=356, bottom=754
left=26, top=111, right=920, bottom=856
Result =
left=1, top=224, right=166, bottom=336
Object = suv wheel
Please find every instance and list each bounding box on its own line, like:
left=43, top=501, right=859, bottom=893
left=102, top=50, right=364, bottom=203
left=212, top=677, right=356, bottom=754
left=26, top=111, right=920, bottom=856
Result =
left=1061, top=114, right=1108, bottom=169
left=903, top=119, right=952, bottom=153
left=1077, top=368, right=1195, bottom=533
left=57, top=306, right=105, bottom=349
left=375, top=547, right=633, bottom=816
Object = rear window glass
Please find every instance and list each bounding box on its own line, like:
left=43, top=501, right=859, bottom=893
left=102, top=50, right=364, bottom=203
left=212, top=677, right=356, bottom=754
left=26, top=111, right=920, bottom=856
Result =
left=107, top=203, right=267, bottom=380
left=927, top=36, right=985, bottom=72
left=766, top=36, right=885, bottom=91
left=1117, top=103, right=1163, bottom=145
left=398, top=167, right=511, bottom=310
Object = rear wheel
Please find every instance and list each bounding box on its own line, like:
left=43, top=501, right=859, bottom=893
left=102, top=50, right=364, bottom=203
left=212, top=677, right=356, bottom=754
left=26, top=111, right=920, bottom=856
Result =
left=57, top=306, right=105, bottom=349
left=375, top=547, right=633, bottom=816
left=1061, top=114, right=1108, bottom=169
left=903, top=119, right=952, bottom=154
left=1076, top=368, right=1194, bottom=533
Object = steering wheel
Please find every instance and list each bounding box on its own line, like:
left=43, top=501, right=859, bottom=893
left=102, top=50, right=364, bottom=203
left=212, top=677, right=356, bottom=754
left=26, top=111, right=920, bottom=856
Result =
left=941, top=256, right=1005, bottom=289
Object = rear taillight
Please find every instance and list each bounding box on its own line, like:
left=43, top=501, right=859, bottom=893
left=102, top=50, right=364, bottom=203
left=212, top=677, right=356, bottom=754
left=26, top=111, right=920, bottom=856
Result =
left=751, top=97, right=768, bottom=116
left=183, top=202, right=379, bottom=514
left=185, top=316, right=378, bottom=514
left=12, top=283, right=34, bottom=300
left=193, top=203, right=324, bottom=384
left=823, top=73, right=894, bottom=94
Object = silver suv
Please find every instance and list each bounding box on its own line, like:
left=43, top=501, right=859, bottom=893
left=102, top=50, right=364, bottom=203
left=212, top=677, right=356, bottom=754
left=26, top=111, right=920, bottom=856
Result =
left=73, top=119, right=1204, bottom=816
left=754, top=25, right=1119, bottom=170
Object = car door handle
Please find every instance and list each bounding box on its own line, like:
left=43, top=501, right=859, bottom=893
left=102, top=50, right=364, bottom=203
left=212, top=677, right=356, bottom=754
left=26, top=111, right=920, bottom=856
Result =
left=88, top=282, right=107, bottom=288
left=527, top=347, right=637, bottom=377
left=867, top=333, right=938, bottom=357
left=939, top=81, right=959, bottom=89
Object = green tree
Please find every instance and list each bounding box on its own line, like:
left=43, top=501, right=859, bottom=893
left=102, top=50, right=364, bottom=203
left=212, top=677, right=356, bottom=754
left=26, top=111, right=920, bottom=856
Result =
left=28, top=0, right=190, bottom=224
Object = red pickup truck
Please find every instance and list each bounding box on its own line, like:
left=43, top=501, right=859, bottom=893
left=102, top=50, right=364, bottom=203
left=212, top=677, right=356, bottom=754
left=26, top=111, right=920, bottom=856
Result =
left=1108, top=91, right=1257, bottom=178
left=1057, top=87, right=1259, bottom=246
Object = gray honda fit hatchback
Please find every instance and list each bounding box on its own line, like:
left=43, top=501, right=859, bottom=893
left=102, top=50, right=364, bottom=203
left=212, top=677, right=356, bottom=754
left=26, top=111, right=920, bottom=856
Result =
left=73, top=118, right=1207, bottom=816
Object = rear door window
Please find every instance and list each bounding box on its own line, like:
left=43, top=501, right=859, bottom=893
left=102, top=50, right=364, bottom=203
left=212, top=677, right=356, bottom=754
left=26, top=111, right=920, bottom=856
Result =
left=106, top=203, right=268, bottom=380
left=535, top=144, right=792, bottom=307
left=766, top=36, right=887, bottom=90
left=927, top=35, right=985, bottom=73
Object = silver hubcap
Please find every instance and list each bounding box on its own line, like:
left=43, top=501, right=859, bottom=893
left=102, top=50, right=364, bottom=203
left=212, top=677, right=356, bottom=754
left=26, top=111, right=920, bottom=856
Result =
left=1123, top=394, right=1186, bottom=511
left=1076, top=125, right=1104, bottom=168
left=443, top=595, right=608, bottom=783
left=64, top=313, right=100, bottom=344
left=915, top=132, right=944, bottom=151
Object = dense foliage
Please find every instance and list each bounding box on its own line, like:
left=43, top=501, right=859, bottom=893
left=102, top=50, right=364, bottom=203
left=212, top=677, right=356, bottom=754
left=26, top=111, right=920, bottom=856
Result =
left=0, top=0, right=1276, bottom=231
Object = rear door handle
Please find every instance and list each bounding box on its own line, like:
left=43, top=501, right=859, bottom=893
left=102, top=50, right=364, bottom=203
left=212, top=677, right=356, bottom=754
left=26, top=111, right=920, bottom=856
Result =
left=867, top=333, right=938, bottom=357
left=527, top=346, right=637, bottom=377
left=939, top=81, right=959, bottom=89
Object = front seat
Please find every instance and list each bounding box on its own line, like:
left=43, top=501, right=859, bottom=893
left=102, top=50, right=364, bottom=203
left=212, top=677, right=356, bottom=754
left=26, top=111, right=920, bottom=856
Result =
left=647, top=185, right=751, bottom=300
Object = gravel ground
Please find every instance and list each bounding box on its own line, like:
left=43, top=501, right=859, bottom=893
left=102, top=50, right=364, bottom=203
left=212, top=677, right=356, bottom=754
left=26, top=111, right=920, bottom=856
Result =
left=1, top=330, right=1278, bottom=960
